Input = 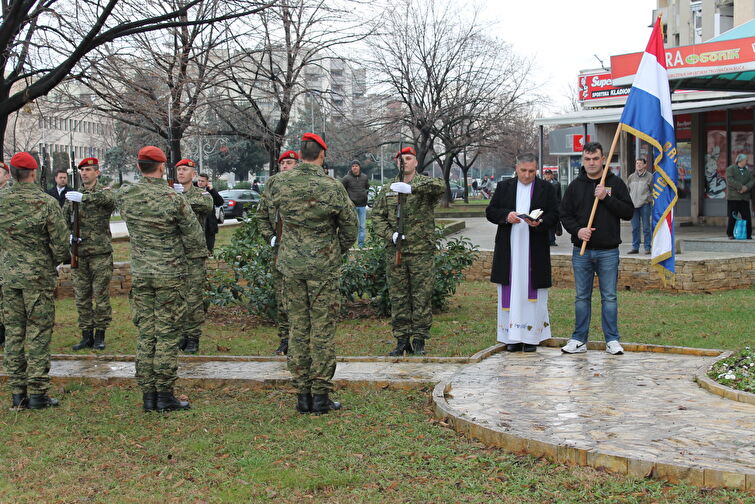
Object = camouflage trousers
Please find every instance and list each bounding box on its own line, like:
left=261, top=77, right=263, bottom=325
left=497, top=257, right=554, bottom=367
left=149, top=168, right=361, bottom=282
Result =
left=73, top=253, right=113, bottom=330
left=387, top=253, right=434, bottom=341
left=284, top=276, right=339, bottom=394
left=272, top=266, right=289, bottom=341
left=2, top=286, right=54, bottom=395
left=0, top=282, right=4, bottom=327
left=182, top=257, right=207, bottom=343
left=130, top=276, right=186, bottom=392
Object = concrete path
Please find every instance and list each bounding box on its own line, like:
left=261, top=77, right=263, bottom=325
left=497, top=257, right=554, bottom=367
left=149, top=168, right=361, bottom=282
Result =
left=433, top=347, right=755, bottom=489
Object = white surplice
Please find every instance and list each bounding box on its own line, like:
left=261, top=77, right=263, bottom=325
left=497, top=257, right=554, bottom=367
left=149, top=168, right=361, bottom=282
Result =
left=496, top=180, right=552, bottom=344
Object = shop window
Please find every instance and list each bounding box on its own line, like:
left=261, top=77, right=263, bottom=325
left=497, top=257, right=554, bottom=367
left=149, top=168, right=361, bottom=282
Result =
left=705, top=110, right=726, bottom=123
left=704, top=129, right=727, bottom=199
left=730, top=108, right=753, bottom=122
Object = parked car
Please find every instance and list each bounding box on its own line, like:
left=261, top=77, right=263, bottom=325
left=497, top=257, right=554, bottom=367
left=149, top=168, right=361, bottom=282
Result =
left=219, top=189, right=260, bottom=219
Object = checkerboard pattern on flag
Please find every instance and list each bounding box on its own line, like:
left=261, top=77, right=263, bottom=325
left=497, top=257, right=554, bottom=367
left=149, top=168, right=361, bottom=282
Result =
left=619, top=17, right=679, bottom=283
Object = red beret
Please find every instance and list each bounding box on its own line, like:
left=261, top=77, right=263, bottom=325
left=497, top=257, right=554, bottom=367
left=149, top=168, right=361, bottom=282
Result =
left=10, top=152, right=38, bottom=170
left=277, top=150, right=299, bottom=163
left=137, top=146, right=167, bottom=163
left=301, top=132, right=327, bottom=151
left=394, top=146, right=417, bottom=159
left=78, top=157, right=99, bottom=168
left=175, top=158, right=196, bottom=168
left=0, top=161, right=8, bottom=172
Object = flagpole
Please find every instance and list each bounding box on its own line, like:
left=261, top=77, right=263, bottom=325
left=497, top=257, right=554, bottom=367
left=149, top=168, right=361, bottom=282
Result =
left=579, top=123, right=623, bottom=256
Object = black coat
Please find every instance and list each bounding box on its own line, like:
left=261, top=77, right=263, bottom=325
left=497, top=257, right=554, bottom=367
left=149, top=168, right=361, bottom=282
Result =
left=486, top=177, right=559, bottom=288
left=202, top=185, right=225, bottom=236
left=46, top=185, right=70, bottom=207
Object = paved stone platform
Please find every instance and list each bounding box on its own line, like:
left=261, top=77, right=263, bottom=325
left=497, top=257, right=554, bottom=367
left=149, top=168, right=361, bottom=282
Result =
left=30, top=359, right=464, bottom=389
left=433, top=347, right=755, bottom=490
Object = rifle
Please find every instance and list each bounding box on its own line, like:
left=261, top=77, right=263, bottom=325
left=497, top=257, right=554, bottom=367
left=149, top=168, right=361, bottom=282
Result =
left=395, top=143, right=406, bottom=265
left=166, top=149, right=176, bottom=187
left=39, top=144, right=48, bottom=191
left=70, top=148, right=81, bottom=269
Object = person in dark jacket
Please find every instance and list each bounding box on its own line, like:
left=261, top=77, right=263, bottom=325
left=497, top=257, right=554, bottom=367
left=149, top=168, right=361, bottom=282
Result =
left=559, top=142, right=634, bottom=356
left=196, top=173, right=225, bottom=253
left=543, top=169, right=562, bottom=245
left=341, top=160, right=370, bottom=247
left=486, top=153, right=559, bottom=352
left=46, top=169, right=71, bottom=207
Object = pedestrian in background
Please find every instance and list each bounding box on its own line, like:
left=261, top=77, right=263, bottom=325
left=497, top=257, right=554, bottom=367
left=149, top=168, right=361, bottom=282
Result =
left=341, top=160, right=370, bottom=248
left=627, top=158, right=654, bottom=254
left=196, top=173, right=225, bottom=254
left=725, top=153, right=753, bottom=240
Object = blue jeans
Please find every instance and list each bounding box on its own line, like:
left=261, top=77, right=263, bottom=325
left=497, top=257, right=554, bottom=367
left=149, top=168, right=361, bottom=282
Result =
left=571, top=247, right=620, bottom=343
left=356, top=206, right=367, bottom=248
left=631, top=203, right=652, bottom=251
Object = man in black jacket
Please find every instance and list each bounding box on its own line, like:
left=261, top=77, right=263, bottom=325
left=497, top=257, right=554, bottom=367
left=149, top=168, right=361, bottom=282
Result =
left=559, top=142, right=633, bottom=356
left=341, top=160, right=369, bottom=248
left=46, top=169, right=71, bottom=207
left=197, top=173, right=225, bottom=253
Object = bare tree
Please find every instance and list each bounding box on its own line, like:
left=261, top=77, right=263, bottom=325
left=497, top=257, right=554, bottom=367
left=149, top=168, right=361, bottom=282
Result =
left=211, top=0, right=372, bottom=175
left=0, top=0, right=274, bottom=156
left=369, top=0, right=540, bottom=204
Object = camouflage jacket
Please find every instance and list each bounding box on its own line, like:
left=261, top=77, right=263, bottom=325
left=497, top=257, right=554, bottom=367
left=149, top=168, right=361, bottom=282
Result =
left=114, top=177, right=206, bottom=278
left=0, top=182, right=69, bottom=290
left=63, top=180, right=115, bottom=257
left=181, top=184, right=211, bottom=259
left=258, top=162, right=358, bottom=279
left=371, top=173, right=445, bottom=255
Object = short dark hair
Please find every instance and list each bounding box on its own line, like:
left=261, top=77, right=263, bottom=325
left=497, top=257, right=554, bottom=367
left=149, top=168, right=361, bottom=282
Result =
left=137, top=160, right=161, bottom=174
left=516, top=153, right=538, bottom=165
left=300, top=140, right=324, bottom=162
left=54, top=169, right=67, bottom=176
left=583, top=142, right=603, bottom=155
left=198, top=173, right=209, bottom=180
left=637, top=158, right=647, bottom=165
left=11, top=166, right=33, bottom=181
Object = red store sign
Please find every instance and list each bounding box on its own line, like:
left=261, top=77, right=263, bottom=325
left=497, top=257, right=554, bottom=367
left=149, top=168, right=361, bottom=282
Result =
left=578, top=72, right=630, bottom=102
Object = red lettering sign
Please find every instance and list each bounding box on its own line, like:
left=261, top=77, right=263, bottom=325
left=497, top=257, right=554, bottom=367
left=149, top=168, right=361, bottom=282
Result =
left=578, top=72, right=631, bottom=102
left=572, top=134, right=591, bottom=152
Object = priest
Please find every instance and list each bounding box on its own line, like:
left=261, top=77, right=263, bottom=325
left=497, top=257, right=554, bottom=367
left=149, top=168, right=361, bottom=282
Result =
left=486, top=153, right=559, bottom=352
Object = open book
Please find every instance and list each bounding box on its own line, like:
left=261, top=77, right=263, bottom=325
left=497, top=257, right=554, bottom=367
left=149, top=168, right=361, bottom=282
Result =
left=516, top=208, right=543, bottom=221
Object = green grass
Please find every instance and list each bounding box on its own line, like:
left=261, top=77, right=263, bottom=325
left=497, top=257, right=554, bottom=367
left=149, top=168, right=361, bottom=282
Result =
left=0, top=384, right=747, bottom=503
left=51, top=281, right=755, bottom=356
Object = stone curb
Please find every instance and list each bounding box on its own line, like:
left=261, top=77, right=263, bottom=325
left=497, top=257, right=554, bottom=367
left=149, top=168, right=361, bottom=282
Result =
left=693, top=351, right=755, bottom=406
left=432, top=381, right=755, bottom=491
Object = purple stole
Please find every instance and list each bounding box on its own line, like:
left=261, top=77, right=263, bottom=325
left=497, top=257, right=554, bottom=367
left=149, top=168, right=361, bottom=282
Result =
left=501, top=182, right=537, bottom=310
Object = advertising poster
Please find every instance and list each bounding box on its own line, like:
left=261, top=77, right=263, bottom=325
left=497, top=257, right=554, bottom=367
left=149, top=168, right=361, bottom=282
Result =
left=705, top=130, right=727, bottom=199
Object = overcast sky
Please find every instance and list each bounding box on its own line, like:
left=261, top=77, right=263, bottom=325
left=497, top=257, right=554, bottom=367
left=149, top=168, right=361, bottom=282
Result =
left=483, top=0, right=657, bottom=115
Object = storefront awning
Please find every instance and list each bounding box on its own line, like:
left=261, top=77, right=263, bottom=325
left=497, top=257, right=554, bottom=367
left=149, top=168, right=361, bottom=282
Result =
left=610, top=22, right=755, bottom=92
left=534, top=96, right=755, bottom=127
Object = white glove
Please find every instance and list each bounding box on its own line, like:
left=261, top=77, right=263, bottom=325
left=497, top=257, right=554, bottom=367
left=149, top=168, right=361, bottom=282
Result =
left=65, top=191, right=83, bottom=203
left=392, top=232, right=405, bottom=244
left=390, top=182, right=412, bottom=194
left=270, top=236, right=277, bottom=247
left=173, top=183, right=185, bottom=193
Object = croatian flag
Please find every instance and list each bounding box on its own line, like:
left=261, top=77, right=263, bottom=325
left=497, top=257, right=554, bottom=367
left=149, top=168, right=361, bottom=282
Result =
left=619, top=17, right=679, bottom=282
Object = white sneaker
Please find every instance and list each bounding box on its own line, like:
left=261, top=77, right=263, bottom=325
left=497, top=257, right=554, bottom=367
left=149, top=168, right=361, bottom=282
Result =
left=605, top=341, right=624, bottom=355
left=561, top=339, right=587, bottom=354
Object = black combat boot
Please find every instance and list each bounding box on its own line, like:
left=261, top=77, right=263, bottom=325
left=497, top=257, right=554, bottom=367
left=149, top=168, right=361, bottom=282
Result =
left=0, top=324, right=5, bottom=347
left=388, top=337, right=413, bottom=356
left=93, top=329, right=106, bottom=350
left=27, top=394, right=59, bottom=409
left=142, top=391, right=157, bottom=412
left=275, top=337, right=289, bottom=356
left=296, top=392, right=313, bottom=414
left=11, top=390, right=27, bottom=409
left=312, top=393, right=341, bottom=415
left=156, top=391, right=190, bottom=412
left=412, top=338, right=426, bottom=356
left=72, top=329, right=94, bottom=351
left=183, top=339, right=198, bottom=354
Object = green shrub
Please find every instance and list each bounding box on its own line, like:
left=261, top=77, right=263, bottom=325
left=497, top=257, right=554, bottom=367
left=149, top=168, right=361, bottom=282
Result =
left=207, top=208, right=479, bottom=320
left=233, top=181, right=252, bottom=189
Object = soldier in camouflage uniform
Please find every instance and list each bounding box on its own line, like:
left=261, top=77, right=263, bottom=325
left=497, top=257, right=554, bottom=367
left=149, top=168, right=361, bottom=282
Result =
left=88, top=146, right=205, bottom=412
left=0, top=152, right=69, bottom=409
left=259, top=133, right=357, bottom=414
left=173, top=158, right=212, bottom=354
left=64, top=158, right=115, bottom=351
left=0, top=161, right=9, bottom=348
left=260, top=149, right=299, bottom=356
left=371, top=146, right=445, bottom=356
